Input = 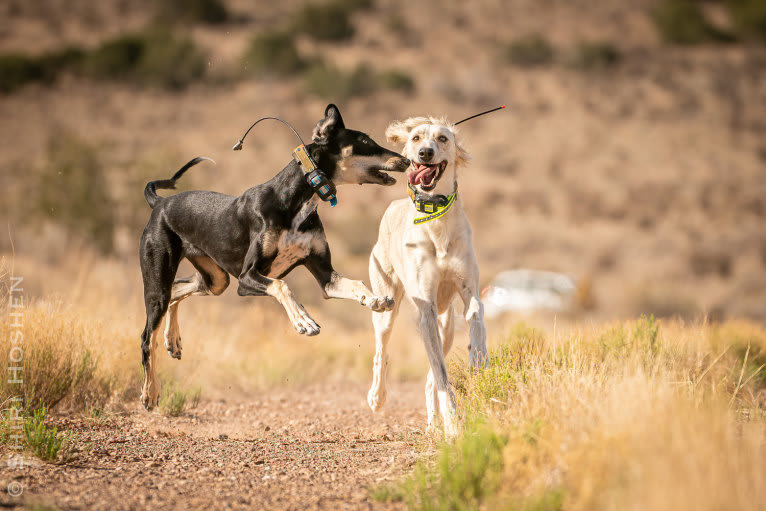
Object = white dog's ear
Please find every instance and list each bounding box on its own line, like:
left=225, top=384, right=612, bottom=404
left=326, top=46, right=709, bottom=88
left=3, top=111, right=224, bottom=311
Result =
left=385, top=120, right=409, bottom=144
left=455, top=140, right=471, bottom=168
left=386, top=117, right=428, bottom=144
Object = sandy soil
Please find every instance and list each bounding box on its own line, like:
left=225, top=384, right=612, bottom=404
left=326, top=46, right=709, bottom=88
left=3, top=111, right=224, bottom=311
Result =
left=1, top=382, right=427, bottom=510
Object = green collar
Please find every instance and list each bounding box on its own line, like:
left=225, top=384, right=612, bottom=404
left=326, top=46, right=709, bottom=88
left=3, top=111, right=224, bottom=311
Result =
left=407, top=182, right=457, bottom=225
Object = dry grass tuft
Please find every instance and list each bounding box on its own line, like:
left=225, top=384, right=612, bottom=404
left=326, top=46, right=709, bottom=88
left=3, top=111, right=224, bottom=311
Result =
left=0, top=300, right=123, bottom=413
left=380, top=317, right=766, bottom=510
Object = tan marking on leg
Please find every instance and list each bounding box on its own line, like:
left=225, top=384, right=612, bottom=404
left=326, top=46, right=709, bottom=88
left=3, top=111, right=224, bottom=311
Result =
left=140, top=326, right=161, bottom=410
left=164, top=302, right=182, bottom=359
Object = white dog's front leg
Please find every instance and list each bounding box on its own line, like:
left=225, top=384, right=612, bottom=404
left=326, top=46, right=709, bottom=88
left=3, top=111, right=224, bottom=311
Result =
left=415, top=300, right=459, bottom=438
left=368, top=304, right=400, bottom=412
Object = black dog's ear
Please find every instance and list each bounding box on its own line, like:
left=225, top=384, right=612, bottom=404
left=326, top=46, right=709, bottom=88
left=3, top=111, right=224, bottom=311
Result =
left=312, top=104, right=345, bottom=143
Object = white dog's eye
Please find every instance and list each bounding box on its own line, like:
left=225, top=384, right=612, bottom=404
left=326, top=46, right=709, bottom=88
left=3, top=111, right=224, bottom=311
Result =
left=438, top=135, right=448, bottom=143
left=412, top=135, right=420, bottom=142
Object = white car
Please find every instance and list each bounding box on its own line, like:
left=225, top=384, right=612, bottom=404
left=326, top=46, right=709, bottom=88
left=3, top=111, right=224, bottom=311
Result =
left=481, top=269, right=577, bottom=318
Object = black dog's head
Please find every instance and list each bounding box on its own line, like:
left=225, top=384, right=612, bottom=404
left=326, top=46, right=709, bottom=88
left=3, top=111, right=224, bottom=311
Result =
left=311, top=104, right=410, bottom=186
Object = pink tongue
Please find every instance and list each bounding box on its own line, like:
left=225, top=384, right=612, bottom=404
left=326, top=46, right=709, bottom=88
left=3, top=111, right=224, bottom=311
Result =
left=408, top=166, right=437, bottom=186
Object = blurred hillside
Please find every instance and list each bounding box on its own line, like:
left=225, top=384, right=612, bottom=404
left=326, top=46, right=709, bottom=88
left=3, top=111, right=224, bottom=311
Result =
left=1, top=0, right=765, bottom=324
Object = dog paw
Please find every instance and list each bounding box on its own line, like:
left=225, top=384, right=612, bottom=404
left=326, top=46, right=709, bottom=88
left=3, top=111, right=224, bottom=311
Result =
left=367, top=388, right=387, bottom=412
left=140, top=391, right=159, bottom=411
left=165, top=338, right=182, bottom=360
left=293, top=305, right=321, bottom=336
left=363, top=295, right=395, bottom=312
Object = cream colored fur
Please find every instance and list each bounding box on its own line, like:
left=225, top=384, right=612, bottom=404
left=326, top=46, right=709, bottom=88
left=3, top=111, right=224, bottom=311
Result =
left=367, top=118, right=489, bottom=438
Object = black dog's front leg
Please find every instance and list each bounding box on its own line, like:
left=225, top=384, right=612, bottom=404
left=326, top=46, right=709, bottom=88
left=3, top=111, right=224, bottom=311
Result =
left=305, top=244, right=394, bottom=312
left=238, top=245, right=321, bottom=336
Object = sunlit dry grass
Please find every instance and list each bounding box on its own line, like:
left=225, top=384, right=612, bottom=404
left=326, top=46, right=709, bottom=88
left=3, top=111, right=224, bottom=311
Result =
left=382, top=318, right=766, bottom=511
left=0, top=251, right=428, bottom=411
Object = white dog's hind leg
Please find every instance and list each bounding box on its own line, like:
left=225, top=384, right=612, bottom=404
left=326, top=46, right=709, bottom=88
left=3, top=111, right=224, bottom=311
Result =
left=460, top=285, right=489, bottom=369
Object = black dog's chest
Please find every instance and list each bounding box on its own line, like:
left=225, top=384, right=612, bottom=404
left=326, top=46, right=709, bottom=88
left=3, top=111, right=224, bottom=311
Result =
left=260, top=199, right=320, bottom=277
left=262, top=228, right=317, bottom=277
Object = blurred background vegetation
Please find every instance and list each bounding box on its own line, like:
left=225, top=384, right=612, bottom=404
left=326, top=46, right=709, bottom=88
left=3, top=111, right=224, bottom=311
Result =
left=0, top=0, right=765, bottom=324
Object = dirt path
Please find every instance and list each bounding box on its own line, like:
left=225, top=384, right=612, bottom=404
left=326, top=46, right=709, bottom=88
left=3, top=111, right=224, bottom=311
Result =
left=2, top=382, right=427, bottom=510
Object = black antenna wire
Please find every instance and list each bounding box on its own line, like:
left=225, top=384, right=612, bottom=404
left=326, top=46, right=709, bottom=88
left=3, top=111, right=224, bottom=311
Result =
left=233, top=116, right=307, bottom=151
left=454, top=105, right=506, bottom=126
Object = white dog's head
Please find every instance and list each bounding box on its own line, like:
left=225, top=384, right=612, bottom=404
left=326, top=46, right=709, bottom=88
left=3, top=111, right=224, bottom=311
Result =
left=386, top=117, right=470, bottom=196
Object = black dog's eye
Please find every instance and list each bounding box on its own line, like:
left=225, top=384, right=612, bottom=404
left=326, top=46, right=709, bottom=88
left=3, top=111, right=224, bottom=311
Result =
left=438, top=135, right=448, bottom=143
left=412, top=135, right=420, bottom=142
left=360, top=137, right=372, bottom=145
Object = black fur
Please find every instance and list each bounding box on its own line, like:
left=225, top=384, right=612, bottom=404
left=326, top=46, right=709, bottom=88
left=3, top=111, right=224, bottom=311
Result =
left=138, top=104, right=408, bottom=406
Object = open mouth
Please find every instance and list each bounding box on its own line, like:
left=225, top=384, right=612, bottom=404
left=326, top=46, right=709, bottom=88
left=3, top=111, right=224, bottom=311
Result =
left=407, top=161, right=447, bottom=191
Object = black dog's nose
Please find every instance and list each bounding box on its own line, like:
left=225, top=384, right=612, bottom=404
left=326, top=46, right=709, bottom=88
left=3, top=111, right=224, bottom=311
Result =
left=418, top=147, right=434, bottom=162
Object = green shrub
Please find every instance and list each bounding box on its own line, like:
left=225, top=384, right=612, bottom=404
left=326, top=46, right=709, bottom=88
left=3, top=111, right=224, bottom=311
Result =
left=0, top=54, right=46, bottom=93
left=85, top=29, right=206, bottom=90
left=375, top=426, right=508, bottom=509
left=727, top=0, right=766, bottom=41
left=0, top=48, right=84, bottom=93
left=244, top=31, right=306, bottom=76
left=292, top=0, right=373, bottom=42
left=159, top=385, right=201, bottom=416
left=156, top=0, right=229, bottom=24
left=24, top=406, right=74, bottom=463
left=334, top=0, right=374, bottom=12
left=379, top=69, right=415, bottom=92
left=505, top=34, right=555, bottom=67
left=37, top=130, right=116, bottom=253
left=85, top=34, right=145, bottom=79
left=652, top=0, right=733, bottom=44
left=137, top=30, right=207, bottom=90
left=304, top=63, right=412, bottom=99
left=293, top=2, right=355, bottom=41
left=304, top=62, right=377, bottom=99
left=569, top=41, right=621, bottom=71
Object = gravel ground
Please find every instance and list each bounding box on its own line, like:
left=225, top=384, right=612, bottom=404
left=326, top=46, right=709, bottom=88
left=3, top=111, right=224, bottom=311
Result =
left=0, top=382, right=428, bottom=510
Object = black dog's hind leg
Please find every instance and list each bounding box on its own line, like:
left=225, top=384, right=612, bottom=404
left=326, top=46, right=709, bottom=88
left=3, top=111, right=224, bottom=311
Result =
left=164, top=255, right=230, bottom=360
left=237, top=257, right=321, bottom=336
left=305, top=245, right=395, bottom=312
left=139, top=228, right=183, bottom=411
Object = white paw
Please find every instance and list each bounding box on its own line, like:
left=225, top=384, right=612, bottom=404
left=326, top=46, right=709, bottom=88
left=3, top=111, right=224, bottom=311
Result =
left=293, top=305, right=321, bottom=336
left=367, top=388, right=387, bottom=412
left=362, top=295, right=395, bottom=312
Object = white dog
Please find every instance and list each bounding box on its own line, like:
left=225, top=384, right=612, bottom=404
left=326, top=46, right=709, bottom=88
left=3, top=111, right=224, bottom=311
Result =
left=366, top=116, right=489, bottom=437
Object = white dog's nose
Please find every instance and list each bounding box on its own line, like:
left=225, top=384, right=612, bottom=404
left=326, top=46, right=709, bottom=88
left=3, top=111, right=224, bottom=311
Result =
left=418, top=147, right=434, bottom=161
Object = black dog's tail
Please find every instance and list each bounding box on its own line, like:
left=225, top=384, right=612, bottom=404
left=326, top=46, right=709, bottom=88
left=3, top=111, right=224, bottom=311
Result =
left=144, top=157, right=215, bottom=209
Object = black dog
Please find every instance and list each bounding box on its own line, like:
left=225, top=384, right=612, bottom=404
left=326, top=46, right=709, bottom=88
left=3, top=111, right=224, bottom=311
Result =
left=139, top=104, right=409, bottom=410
